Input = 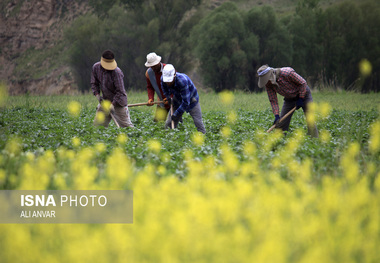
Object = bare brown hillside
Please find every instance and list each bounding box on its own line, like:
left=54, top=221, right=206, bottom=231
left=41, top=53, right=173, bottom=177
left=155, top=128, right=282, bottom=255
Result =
left=0, top=0, right=90, bottom=95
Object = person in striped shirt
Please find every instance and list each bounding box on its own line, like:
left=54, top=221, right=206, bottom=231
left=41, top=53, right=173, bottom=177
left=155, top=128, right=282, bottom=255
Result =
left=91, top=50, right=134, bottom=128
left=161, top=64, right=206, bottom=134
left=257, top=65, right=318, bottom=137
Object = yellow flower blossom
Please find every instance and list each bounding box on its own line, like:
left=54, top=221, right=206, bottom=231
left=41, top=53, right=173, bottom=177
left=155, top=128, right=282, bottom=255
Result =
left=94, top=142, right=106, bottom=153
left=319, top=102, right=332, bottom=119
left=227, top=110, right=237, bottom=124
left=117, top=133, right=128, bottom=145
left=219, top=90, right=234, bottom=106
left=320, top=130, right=331, bottom=144
left=0, top=82, right=8, bottom=107
left=192, top=132, right=205, bottom=146
left=101, top=100, right=112, bottom=113
left=72, top=137, right=81, bottom=148
left=359, top=59, right=372, bottom=77
left=221, top=126, right=232, bottom=138
left=369, top=121, right=380, bottom=154
left=95, top=111, right=105, bottom=124
left=5, top=137, right=22, bottom=156
left=67, top=101, right=81, bottom=117
left=148, top=139, right=161, bottom=153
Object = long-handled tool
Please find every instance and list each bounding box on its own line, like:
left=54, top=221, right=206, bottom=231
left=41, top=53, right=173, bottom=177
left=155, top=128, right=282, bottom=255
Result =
left=266, top=106, right=296, bottom=133
left=110, top=112, right=120, bottom=128
left=170, top=103, right=175, bottom=129
left=128, top=101, right=164, bottom=107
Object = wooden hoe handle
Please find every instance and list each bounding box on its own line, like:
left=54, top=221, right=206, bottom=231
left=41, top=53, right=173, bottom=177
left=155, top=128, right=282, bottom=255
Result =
left=127, top=101, right=164, bottom=107
left=266, top=106, right=297, bottom=133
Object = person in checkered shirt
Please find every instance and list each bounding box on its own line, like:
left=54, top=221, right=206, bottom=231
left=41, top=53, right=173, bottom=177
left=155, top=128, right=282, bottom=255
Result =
left=257, top=65, right=318, bottom=137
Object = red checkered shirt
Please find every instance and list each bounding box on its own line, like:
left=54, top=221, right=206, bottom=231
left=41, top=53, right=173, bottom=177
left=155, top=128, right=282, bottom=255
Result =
left=265, top=67, right=308, bottom=115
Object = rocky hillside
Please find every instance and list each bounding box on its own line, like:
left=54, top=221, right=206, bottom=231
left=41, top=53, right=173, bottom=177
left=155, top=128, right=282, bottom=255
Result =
left=0, top=0, right=90, bottom=95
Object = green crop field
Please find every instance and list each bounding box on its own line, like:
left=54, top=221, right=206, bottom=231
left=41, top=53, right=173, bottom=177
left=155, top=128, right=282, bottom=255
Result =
left=0, top=91, right=380, bottom=262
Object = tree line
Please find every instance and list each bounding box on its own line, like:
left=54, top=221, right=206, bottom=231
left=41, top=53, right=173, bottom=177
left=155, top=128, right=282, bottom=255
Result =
left=64, top=0, right=380, bottom=93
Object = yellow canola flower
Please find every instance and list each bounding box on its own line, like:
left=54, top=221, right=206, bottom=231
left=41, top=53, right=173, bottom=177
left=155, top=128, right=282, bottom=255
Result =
left=106, top=147, right=132, bottom=188
left=5, top=137, right=22, bottom=156
left=101, top=100, right=112, bottom=113
left=369, top=121, right=380, bottom=154
left=72, top=137, right=81, bottom=148
left=0, top=82, right=9, bottom=107
left=319, top=130, right=331, bottom=144
left=183, top=149, right=194, bottom=161
left=306, top=102, right=316, bottom=127
left=155, top=106, right=168, bottom=122
left=71, top=147, right=98, bottom=189
left=340, top=142, right=360, bottom=182
left=0, top=169, right=5, bottom=185
left=67, top=101, right=81, bottom=117
left=117, top=133, right=128, bottom=145
left=157, top=165, right=166, bottom=176
left=192, top=132, right=205, bottom=146
left=94, top=142, right=106, bottom=153
left=227, top=110, right=237, bottom=124
left=95, top=111, right=105, bottom=125
left=220, top=144, right=239, bottom=174
left=161, top=152, right=171, bottom=163
left=147, top=139, right=161, bottom=153
left=319, top=102, right=332, bottom=119
left=219, top=90, right=234, bottom=106
left=221, top=126, right=232, bottom=138
left=243, top=141, right=256, bottom=157
left=19, top=151, right=54, bottom=189
left=359, top=59, right=372, bottom=77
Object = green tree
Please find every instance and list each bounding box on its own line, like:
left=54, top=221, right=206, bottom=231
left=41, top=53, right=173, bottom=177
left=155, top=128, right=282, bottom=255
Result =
left=191, top=2, right=258, bottom=92
left=287, top=0, right=322, bottom=83
left=244, top=5, right=292, bottom=90
left=65, top=0, right=201, bottom=92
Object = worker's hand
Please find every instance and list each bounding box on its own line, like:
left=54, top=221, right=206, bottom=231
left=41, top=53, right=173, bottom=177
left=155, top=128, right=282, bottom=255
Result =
left=96, top=94, right=103, bottom=103
left=273, top=115, right=280, bottom=125
left=110, top=104, right=115, bottom=113
left=147, top=99, right=154, bottom=106
left=172, top=114, right=180, bottom=122
left=163, top=97, right=172, bottom=105
left=296, top=98, right=304, bottom=110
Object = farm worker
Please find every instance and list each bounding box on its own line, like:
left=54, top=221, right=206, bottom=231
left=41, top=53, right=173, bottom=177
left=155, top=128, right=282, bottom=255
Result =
left=257, top=65, right=318, bottom=137
left=161, top=64, right=206, bottom=134
left=91, top=50, right=134, bottom=128
left=144, top=52, right=170, bottom=122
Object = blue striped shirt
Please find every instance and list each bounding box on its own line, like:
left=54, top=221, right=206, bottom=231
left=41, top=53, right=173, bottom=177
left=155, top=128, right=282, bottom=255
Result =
left=161, top=73, right=199, bottom=117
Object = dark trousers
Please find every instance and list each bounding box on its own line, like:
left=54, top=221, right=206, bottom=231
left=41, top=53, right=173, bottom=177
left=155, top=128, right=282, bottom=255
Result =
left=277, top=87, right=319, bottom=138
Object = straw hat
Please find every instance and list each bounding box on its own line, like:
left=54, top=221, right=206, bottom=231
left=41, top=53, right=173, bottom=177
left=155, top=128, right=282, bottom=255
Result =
left=145, top=52, right=162, bottom=67
left=100, top=50, right=117, bottom=71
left=257, top=65, right=276, bottom=88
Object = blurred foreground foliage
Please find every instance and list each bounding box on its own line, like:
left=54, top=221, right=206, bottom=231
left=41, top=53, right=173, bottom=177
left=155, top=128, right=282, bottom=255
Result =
left=0, top=91, right=380, bottom=262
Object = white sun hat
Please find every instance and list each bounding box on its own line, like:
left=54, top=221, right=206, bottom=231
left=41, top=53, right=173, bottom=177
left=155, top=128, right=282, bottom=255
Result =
left=145, top=52, right=162, bottom=67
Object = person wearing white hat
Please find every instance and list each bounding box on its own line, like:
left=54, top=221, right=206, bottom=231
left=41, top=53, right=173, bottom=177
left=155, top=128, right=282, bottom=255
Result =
left=144, top=52, right=170, bottom=122
left=91, top=50, right=134, bottom=128
left=257, top=65, right=318, bottom=137
left=161, top=64, right=206, bottom=134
